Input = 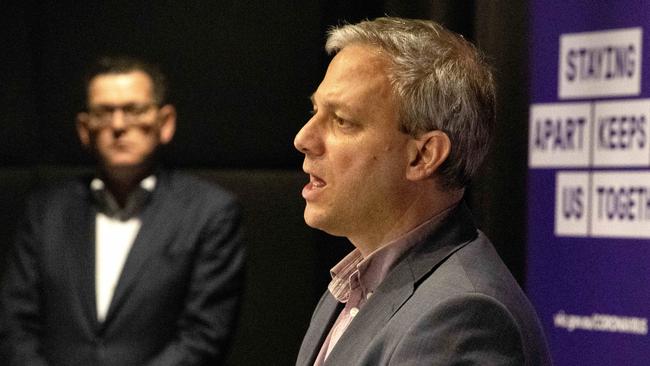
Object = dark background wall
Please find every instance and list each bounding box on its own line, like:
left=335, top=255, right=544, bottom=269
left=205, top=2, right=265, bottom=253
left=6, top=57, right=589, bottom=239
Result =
left=0, top=1, right=530, bottom=364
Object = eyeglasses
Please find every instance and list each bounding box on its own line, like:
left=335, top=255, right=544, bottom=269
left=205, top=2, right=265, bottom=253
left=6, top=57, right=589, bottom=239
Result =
left=85, top=103, right=158, bottom=128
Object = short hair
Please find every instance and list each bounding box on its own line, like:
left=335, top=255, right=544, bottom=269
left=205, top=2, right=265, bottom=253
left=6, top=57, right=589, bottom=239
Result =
left=326, top=17, right=496, bottom=190
left=84, top=56, right=168, bottom=105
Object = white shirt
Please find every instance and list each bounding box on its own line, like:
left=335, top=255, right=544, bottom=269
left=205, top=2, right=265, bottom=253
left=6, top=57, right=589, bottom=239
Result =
left=91, top=176, right=156, bottom=322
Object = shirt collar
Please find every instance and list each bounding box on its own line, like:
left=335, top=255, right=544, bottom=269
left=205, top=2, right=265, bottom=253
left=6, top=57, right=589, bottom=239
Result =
left=327, top=204, right=456, bottom=303
left=328, top=249, right=364, bottom=303
left=90, top=175, right=156, bottom=220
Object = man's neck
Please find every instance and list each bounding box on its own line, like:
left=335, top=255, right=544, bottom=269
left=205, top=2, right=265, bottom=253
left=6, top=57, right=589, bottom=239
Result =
left=99, top=165, right=154, bottom=208
left=350, top=187, right=464, bottom=257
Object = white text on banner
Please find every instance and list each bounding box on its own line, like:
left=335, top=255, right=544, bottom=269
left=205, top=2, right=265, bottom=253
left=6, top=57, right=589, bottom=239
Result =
left=591, top=171, right=650, bottom=238
left=593, top=99, right=650, bottom=167
left=555, top=171, right=590, bottom=237
left=529, top=102, right=592, bottom=168
left=559, top=27, right=642, bottom=99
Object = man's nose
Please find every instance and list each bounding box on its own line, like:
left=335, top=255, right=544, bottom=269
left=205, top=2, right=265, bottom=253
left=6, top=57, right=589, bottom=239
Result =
left=294, top=117, right=323, bottom=156
left=109, top=109, right=127, bottom=130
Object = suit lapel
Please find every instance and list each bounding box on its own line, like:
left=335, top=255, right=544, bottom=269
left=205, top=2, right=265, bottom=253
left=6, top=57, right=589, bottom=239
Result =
left=63, top=179, right=99, bottom=334
left=323, top=255, right=417, bottom=366
left=324, top=203, right=478, bottom=365
left=404, top=203, right=477, bottom=284
left=296, top=293, right=343, bottom=366
left=102, top=172, right=178, bottom=325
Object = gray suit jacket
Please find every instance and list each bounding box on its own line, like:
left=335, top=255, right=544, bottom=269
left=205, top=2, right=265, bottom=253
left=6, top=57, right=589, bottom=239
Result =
left=0, top=170, right=245, bottom=366
left=296, top=203, right=551, bottom=366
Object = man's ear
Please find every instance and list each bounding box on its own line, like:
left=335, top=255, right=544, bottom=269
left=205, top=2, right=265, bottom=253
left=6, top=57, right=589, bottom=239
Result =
left=76, top=112, right=91, bottom=148
left=406, top=130, right=451, bottom=181
left=158, top=105, right=177, bottom=144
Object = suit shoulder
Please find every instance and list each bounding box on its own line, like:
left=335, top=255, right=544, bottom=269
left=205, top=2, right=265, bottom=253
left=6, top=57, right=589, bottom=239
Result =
left=446, top=232, right=521, bottom=293
left=164, top=170, right=239, bottom=207
left=11, top=175, right=93, bottom=230
left=409, top=240, right=551, bottom=363
left=24, top=175, right=92, bottom=206
left=415, top=232, right=532, bottom=319
left=432, top=233, right=551, bottom=361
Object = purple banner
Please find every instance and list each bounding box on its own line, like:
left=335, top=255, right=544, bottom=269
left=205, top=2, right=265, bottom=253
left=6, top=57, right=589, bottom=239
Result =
left=527, top=1, right=650, bottom=365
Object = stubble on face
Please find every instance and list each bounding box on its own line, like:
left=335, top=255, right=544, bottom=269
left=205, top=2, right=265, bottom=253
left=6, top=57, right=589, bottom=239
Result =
left=296, top=45, right=413, bottom=248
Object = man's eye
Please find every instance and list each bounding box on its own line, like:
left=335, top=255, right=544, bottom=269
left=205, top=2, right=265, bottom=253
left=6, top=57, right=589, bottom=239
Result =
left=128, top=105, right=147, bottom=115
left=89, top=107, right=112, bottom=119
left=334, top=115, right=348, bottom=127
left=121, top=105, right=137, bottom=114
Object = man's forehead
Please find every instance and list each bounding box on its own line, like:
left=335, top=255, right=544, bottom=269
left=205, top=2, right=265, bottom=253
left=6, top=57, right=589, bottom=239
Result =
left=91, top=69, right=152, bottom=83
left=87, top=71, right=154, bottom=104
left=330, top=44, right=390, bottom=76
left=312, top=46, right=392, bottom=105
left=309, top=92, right=354, bottom=114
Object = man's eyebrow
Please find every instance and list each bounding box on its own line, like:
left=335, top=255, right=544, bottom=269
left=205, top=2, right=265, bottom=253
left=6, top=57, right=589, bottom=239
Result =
left=309, top=93, right=326, bottom=108
left=309, top=93, right=335, bottom=110
left=310, top=92, right=353, bottom=115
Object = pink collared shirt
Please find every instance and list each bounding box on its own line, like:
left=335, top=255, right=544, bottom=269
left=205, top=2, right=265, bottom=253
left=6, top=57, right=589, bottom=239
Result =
left=313, top=206, right=455, bottom=365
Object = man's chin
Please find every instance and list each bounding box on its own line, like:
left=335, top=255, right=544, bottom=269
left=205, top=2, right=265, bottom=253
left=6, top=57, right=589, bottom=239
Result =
left=303, top=210, right=343, bottom=237
left=99, top=159, right=152, bottom=175
left=103, top=160, right=144, bottom=169
left=303, top=210, right=325, bottom=230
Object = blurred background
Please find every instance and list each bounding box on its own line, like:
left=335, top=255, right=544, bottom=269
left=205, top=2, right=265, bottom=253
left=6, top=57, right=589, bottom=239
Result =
left=0, top=1, right=529, bottom=364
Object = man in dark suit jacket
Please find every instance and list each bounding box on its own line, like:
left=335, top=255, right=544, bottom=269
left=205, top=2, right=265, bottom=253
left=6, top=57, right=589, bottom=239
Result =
left=0, top=56, right=245, bottom=365
left=293, top=17, right=552, bottom=365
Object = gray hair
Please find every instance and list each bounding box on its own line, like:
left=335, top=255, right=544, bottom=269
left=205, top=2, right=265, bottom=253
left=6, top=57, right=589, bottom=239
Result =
left=326, top=17, right=496, bottom=190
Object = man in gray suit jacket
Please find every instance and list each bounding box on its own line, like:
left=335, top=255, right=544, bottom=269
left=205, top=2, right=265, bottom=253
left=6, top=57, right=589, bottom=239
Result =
left=293, top=17, right=551, bottom=365
left=0, top=56, right=245, bottom=365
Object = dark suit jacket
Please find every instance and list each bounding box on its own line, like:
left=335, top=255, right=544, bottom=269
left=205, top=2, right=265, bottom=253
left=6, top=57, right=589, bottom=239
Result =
left=296, top=203, right=552, bottom=366
left=0, top=170, right=245, bottom=366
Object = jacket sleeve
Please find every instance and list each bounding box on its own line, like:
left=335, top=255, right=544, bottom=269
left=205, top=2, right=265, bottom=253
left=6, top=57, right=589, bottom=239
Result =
left=145, top=198, right=246, bottom=366
left=388, top=293, right=526, bottom=366
left=0, top=194, right=50, bottom=366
